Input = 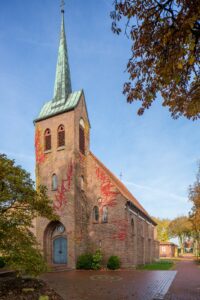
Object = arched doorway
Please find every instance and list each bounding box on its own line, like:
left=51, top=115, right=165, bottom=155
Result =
left=44, top=221, right=67, bottom=265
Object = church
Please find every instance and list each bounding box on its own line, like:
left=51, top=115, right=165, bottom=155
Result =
left=33, top=7, right=159, bottom=270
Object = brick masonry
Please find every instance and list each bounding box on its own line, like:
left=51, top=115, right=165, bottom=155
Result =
left=34, top=93, right=159, bottom=269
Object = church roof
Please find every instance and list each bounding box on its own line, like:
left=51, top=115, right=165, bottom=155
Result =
left=89, top=151, right=156, bottom=225
left=34, top=90, right=82, bottom=123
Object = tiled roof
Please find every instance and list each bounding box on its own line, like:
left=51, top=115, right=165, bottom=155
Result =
left=89, top=151, right=155, bottom=223
left=34, top=90, right=82, bottom=122
left=160, top=242, right=178, bottom=246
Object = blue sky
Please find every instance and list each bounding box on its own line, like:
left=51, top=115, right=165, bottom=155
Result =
left=0, top=0, right=199, bottom=220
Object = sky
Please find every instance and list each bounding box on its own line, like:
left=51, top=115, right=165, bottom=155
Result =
left=0, top=0, right=199, bottom=220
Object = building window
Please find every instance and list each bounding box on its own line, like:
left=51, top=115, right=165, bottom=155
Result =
left=44, top=128, right=51, bottom=151
left=52, top=174, right=58, bottom=191
left=80, top=176, right=84, bottom=191
left=93, top=206, right=99, bottom=222
left=79, top=119, right=85, bottom=155
left=102, top=206, right=108, bottom=223
left=162, top=246, right=166, bottom=253
left=58, top=124, right=65, bottom=147
left=131, top=218, right=134, bottom=235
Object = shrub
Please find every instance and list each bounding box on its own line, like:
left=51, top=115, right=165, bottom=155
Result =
left=0, top=257, right=6, bottom=268
left=107, top=256, right=120, bottom=270
left=91, top=250, right=103, bottom=270
left=76, top=253, right=93, bottom=270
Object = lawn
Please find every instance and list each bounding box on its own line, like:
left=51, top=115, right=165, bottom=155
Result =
left=137, top=260, right=174, bottom=270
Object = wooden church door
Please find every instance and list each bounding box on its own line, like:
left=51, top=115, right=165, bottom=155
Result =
left=53, top=237, right=67, bottom=264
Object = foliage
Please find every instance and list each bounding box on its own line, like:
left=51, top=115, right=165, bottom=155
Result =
left=76, top=253, right=93, bottom=270
left=76, top=250, right=103, bottom=270
left=0, top=154, right=58, bottom=276
left=107, top=255, right=120, bottom=270
left=111, top=0, right=200, bottom=120
left=91, top=250, right=103, bottom=270
left=168, top=216, right=192, bottom=253
left=137, top=260, right=173, bottom=270
left=153, top=217, right=170, bottom=242
left=189, top=163, right=200, bottom=255
left=0, top=257, right=6, bottom=268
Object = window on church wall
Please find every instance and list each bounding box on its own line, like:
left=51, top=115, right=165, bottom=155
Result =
left=102, top=206, right=108, bottom=223
left=80, top=176, right=84, bottom=191
left=52, top=174, right=58, bottom=191
left=79, top=119, right=85, bottom=155
left=93, top=206, right=99, bottom=223
left=131, top=218, right=135, bottom=235
left=44, top=128, right=51, bottom=151
left=57, top=124, right=65, bottom=147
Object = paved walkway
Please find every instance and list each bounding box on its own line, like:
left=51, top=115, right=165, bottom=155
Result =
left=42, top=269, right=176, bottom=300
left=164, top=259, right=200, bottom=300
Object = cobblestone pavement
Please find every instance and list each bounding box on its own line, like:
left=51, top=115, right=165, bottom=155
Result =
left=164, top=259, right=200, bottom=300
left=42, top=269, right=176, bottom=300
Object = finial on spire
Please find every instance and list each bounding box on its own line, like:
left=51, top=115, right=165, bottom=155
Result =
left=60, top=0, right=65, bottom=14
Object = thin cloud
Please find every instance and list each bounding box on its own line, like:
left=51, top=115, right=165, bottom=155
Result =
left=124, top=180, right=187, bottom=203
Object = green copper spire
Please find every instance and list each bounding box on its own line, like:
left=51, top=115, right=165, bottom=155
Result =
left=53, top=8, right=72, bottom=104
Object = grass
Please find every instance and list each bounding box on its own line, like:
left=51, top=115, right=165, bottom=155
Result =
left=137, top=260, right=174, bottom=270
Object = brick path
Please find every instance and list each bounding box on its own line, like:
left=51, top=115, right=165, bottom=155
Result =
left=164, top=259, right=200, bottom=300
left=42, top=269, right=176, bottom=300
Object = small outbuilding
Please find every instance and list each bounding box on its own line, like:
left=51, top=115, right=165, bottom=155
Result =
left=159, top=242, right=178, bottom=258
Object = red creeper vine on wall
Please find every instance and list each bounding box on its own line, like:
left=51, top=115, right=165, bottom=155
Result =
left=35, top=126, right=46, bottom=165
left=95, top=166, right=119, bottom=210
left=53, top=160, right=74, bottom=212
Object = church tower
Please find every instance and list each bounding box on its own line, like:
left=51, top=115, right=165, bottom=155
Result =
left=34, top=5, right=90, bottom=269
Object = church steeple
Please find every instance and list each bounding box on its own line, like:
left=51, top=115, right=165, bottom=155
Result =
left=53, top=5, right=72, bottom=104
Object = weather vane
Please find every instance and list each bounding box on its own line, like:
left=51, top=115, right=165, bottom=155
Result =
left=60, top=0, right=65, bottom=13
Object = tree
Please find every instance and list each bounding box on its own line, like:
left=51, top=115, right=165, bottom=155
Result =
left=189, top=163, right=200, bottom=256
left=111, top=0, right=200, bottom=120
left=0, top=154, right=58, bottom=276
left=153, top=217, right=170, bottom=242
left=168, top=216, right=192, bottom=254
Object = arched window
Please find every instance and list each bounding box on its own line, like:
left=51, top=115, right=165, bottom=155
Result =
left=93, top=206, right=99, bottom=222
left=102, top=206, right=108, bottom=223
left=52, top=174, right=58, bottom=191
left=79, top=119, right=85, bottom=155
left=80, top=176, right=84, bottom=191
left=44, top=128, right=51, bottom=151
left=58, top=124, right=65, bottom=147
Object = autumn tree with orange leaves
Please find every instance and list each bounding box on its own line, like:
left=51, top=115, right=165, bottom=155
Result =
left=111, top=0, right=200, bottom=120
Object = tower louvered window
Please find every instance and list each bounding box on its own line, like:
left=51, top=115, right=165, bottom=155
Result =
left=44, top=128, right=51, bottom=151
left=58, top=124, right=65, bottom=147
left=79, top=124, right=85, bottom=155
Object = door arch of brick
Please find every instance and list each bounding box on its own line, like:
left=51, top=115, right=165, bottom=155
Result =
left=43, top=221, right=67, bottom=266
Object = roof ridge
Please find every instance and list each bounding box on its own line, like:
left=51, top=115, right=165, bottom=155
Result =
left=89, top=151, right=151, bottom=219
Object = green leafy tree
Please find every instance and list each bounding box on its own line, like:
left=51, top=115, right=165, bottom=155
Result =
left=111, top=0, right=200, bottom=120
left=168, top=216, right=192, bottom=254
left=189, top=163, right=200, bottom=256
left=0, top=154, right=58, bottom=276
left=153, top=217, right=170, bottom=242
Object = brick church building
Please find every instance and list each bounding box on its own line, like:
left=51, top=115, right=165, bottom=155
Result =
left=33, top=8, right=159, bottom=269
